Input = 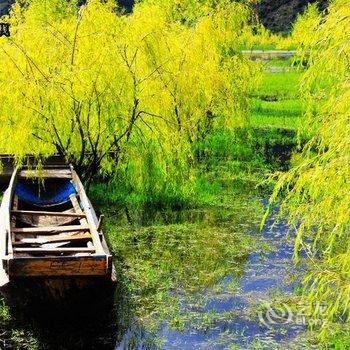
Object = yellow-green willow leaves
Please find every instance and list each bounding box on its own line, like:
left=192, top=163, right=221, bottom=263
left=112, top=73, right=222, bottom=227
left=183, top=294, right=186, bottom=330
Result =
left=268, top=0, right=350, bottom=337
left=240, top=3, right=322, bottom=50
left=0, top=0, right=260, bottom=192
left=290, top=3, right=321, bottom=50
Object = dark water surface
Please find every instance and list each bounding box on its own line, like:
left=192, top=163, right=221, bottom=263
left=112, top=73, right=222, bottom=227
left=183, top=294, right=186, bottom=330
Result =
left=0, top=192, right=311, bottom=350
left=109, top=196, right=310, bottom=350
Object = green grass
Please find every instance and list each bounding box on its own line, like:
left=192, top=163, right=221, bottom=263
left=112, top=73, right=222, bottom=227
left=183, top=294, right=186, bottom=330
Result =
left=253, top=70, right=302, bottom=99
left=322, top=329, right=350, bottom=350
left=250, top=66, right=304, bottom=130
left=250, top=98, right=302, bottom=129
left=250, top=115, right=300, bottom=130
left=0, top=298, right=39, bottom=350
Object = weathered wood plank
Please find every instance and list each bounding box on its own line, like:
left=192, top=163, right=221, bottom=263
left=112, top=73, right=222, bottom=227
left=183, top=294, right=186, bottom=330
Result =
left=70, top=195, right=89, bottom=228
left=81, top=183, right=115, bottom=280
left=7, top=169, right=18, bottom=258
left=18, top=169, right=71, bottom=179
left=0, top=215, right=7, bottom=254
left=15, top=213, right=78, bottom=227
left=10, top=195, right=18, bottom=246
left=14, top=247, right=95, bottom=253
left=12, top=210, right=86, bottom=218
left=70, top=194, right=94, bottom=250
left=241, top=50, right=298, bottom=60
left=71, top=171, right=105, bottom=254
left=13, top=233, right=92, bottom=245
left=13, top=225, right=89, bottom=234
left=0, top=191, right=10, bottom=285
left=0, top=193, right=8, bottom=258
left=8, top=255, right=108, bottom=277
left=16, top=231, right=79, bottom=241
left=13, top=209, right=85, bottom=227
left=40, top=242, right=71, bottom=249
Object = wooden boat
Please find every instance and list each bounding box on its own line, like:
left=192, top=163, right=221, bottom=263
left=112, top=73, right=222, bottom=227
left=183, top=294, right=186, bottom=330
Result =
left=0, top=165, right=116, bottom=310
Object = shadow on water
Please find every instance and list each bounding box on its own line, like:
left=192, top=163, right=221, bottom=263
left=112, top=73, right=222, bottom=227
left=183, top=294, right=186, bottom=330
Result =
left=0, top=277, right=129, bottom=349
left=0, top=194, right=308, bottom=350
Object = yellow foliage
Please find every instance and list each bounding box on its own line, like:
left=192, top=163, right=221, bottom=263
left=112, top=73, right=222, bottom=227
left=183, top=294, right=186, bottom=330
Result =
left=268, top=0, right=350, bottom=337
left=0, top=0, right=260, bottom=195
left=290, top=3, right=321, bottom=50
left=240, top=3, right=322, bottom=50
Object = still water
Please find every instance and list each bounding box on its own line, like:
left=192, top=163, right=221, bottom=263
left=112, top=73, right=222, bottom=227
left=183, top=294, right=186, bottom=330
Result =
left=108, top=195, right=309, bottom=350
left=0, top=192, right=311, bottom=350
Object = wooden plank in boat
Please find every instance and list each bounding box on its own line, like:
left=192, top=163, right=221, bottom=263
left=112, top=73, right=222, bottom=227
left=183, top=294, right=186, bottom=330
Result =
left=13, top=247, right=95, bottom=253
left=7, top=169, right=18, bottom=258
left=70, top=194, right=104, bottom=254
left=11, top=210, right=86, bottom=218
left=13, top=233, right=92, bottom=245
left=70, top=172, right=105, bottom=254
left=12, top=225, right=89, bottom=234
left=10, top=195, right=18, bottom=247
left=40, top=242, right=70, bottom=249
left=70, top=195, right=92, bottom=247
left=15, top=212, right=79, bottom=227
left=13, top=208, right=84, bottom=227
left=71, top=170, right=114, bottom=279
left=8, top=255, right=107, bottom=276
left=18, top=169, right=71, bottom=179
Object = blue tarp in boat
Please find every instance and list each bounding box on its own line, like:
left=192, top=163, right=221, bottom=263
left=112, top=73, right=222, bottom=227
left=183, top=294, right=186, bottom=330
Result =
left=15, top=180, right=77, bottom=206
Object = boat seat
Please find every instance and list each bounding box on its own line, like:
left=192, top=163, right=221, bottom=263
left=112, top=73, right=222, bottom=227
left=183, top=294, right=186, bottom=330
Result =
left=13, top=209, right=82, bottom=227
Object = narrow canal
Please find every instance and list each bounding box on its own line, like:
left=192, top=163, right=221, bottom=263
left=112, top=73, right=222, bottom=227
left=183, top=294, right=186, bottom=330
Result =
left=104, top=190, right=310, bottom=349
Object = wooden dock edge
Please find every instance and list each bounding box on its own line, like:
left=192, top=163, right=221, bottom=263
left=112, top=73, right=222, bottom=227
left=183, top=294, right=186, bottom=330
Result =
left=241, top=50, right=309, bottom=60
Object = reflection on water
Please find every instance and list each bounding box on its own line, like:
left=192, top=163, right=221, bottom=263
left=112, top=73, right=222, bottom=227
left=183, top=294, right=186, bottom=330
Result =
left=0, top=194, right=309, bottom=349
left=109, top=196, right=308, bottom=350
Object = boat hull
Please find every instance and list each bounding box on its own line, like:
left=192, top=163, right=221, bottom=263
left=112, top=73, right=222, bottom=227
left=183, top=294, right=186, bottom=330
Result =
left=1, top=275, right=116, bottom=317
left=5, top=254, right=112, bottom=277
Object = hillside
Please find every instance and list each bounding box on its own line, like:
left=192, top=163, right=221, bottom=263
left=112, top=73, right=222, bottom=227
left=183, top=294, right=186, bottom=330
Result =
left=254, top=0, right=328, bottom=33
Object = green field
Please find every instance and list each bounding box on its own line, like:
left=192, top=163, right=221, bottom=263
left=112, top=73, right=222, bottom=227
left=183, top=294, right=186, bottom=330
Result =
left=250, top=68, right=304, bottom=130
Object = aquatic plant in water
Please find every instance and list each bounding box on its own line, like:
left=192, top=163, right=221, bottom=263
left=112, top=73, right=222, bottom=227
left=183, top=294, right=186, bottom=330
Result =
left=267, top=0, right=350, bottom=340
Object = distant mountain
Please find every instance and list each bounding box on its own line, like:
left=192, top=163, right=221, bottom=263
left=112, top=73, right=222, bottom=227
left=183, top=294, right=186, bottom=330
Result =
left=253, top=0, right=328, bottom=33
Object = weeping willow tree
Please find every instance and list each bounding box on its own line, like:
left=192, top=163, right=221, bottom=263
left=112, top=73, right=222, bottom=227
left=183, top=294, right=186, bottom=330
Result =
left=0, top=0, right=259, bottom=199
left=239, top=3, right=323, bottom=51
left=267, top=0, right=350, bottom=337
left=289, top=3, right=322, bottom=50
